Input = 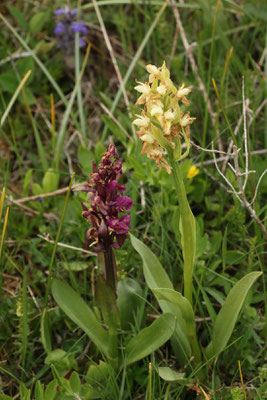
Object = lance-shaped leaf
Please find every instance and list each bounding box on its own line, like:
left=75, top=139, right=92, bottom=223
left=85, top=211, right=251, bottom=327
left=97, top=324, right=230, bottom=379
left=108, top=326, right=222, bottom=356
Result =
left=41, top=309, right=52, bottom=354
left=205, top=271, right=262, bottom=360
left=130, top=234, right=191, bottom=359
left=95, top=276, right=120, bottom=332
left=125, top=313, right=176, bottom=365
left=153, top=287, right=202, bottom=365
left=52, top=279, right=111, bottom=359
left=153, top=288, right=194, bottom=325
left=157, top=367, right=187, bottom=382
left=95, top=276, right=120, bottom=364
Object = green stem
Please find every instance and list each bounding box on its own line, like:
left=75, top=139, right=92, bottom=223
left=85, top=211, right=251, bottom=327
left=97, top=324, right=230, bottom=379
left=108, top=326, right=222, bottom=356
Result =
left=168, top=151, right=203, bottom=371
left=167, top=149, right=196, bottom=306
left=104, top=247, right=117, bottom=292
left=188, top=323, right=202, bottom=367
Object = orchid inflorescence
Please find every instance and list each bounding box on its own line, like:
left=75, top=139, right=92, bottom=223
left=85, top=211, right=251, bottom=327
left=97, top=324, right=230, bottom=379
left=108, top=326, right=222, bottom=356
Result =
left=133, top=62, right=195, bottom=174
left=54, top=7, right=88, bottom=52
left=78, top=145, right=133, bottom=253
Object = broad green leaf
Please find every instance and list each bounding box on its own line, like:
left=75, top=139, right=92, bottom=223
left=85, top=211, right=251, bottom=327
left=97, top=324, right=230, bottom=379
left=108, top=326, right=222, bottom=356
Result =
left=29, top=11, right=49, bottom=35
left=44, top=380, right=57, bottom=400
left=18, top=87, right=36, bottom=105
left=153, top=288, right=194, bottom=325
left=42, top=168, right=59, bottom=193
left=41, top=309, right=52, bottom=353
left=62, top=261, right=89, bottom=271
left=125, top=313, right=176, bottom=365
left=23, top=169, right=32, bottom=196
left=77, top=145, right=93, bottom=174
left=95, top=276, right=119, bottom=365
left=117, top=278, right=143, bottom=330
left=32, top=183, right=43, bottom=196
left=206, top=271, right=262, bottom=359
left=95, top=276, right=120, bottom=332
left=157, top=366, right=186, bottom=382
left=95, top=141, right=106, bottom=163
left=34, top=381, right=44, bottom=400
left=17, top=58, right=35, bottom=83
left=0, top=71, right=18, bottom=93
left=86, top=360, right=109, bottom=386
left=69, top=371, right=81, bottom=394
left=7, top=5, right=28, bottom=30
left=45, top=349, right=77, bottom=377
left=130, top=234, right=173, bottom=290
left=19, top=383, right=31, bottom=400
left=153, top=288, right=201, bottom=364
left=0, top=396, right=14, bottom=400
left=52, top=280, right=111, bottom=358
left=130, top=234, right=191, bottom=359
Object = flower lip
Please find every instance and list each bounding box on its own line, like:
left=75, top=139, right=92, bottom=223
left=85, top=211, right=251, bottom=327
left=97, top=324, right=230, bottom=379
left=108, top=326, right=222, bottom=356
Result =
left=151, top=105, right=163, bottom=116
left=140, top=133, right=154, bottom=144
left=54, top=22, right=67, bottom=35
left=177, top=84, right=191, bottom=98
left=156, top=85, right=167, bottom=95
left=146, top=64, right=158, bottom=74
left=133, top=115, right=150, bottom=127
left=71, top=22, right=88, bottom=34
left=134, top=81, right=150, bottom=94
left=164, top=110, right=175, bottom=120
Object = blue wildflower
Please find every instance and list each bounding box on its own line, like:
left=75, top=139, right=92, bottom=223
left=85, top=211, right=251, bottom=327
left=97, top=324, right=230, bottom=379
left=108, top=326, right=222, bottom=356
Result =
left=54, top=6, right=88, bottom=52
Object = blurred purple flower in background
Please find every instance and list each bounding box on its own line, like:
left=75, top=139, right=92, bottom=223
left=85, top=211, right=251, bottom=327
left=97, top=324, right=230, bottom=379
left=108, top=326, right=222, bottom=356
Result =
left=77, top=145, right=133, bottom=253
left=54, top=6, right=88, bottom=52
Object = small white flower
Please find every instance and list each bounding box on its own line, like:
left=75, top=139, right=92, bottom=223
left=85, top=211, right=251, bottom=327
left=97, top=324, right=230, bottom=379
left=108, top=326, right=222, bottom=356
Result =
left=151, top=106, right=163, bottom=116
left=180, top=113, right=195, bottom=127
left=140, top=133, right=154, bottom=143
left=151, top=101, right=164, bottom=116
left=177, top=84, right=191, bottom=98
left=133, top=115, right=150, bottom=127
left=134, top=82, right=150, bottom=95
left=157, top=85, right=167, bottom=95
left=164, top=110, right=175, bottom=120
left=146, top=64, right=158, bottom=74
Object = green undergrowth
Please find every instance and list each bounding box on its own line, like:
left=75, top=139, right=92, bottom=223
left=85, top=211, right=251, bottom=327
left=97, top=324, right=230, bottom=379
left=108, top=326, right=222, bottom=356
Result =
left=0, top=0, right=266, bottom=399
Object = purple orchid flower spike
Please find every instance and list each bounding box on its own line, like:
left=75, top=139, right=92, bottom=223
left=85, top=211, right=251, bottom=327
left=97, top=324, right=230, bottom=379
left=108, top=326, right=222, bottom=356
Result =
left=78, top=145, right=133, bottom=253
left=76, top=145, right=133, bottom=291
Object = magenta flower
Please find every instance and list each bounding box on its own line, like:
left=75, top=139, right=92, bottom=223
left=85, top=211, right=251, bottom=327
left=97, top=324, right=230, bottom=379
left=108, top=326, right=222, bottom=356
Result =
left=77, top=145, right=133, bottom=253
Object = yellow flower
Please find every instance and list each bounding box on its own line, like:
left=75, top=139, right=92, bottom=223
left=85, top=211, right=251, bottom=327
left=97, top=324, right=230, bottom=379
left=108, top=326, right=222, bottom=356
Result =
left=187, top=165, right=200, bottom=179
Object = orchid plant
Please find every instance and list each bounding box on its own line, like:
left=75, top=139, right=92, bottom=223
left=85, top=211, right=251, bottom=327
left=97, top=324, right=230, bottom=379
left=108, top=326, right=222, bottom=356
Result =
left=130, top=62, right=262, bottom=380
left=51, top=145, right=176, bottom=389
left=50, top=63, right=262, bottom=388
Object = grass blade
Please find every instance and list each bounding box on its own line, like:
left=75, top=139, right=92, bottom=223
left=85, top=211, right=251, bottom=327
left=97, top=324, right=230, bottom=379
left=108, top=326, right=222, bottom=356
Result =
left=54, top=45, right=91, bottom=170
left=44, top=173, right=75, bottom=305
left=0, top=70, right=31, bottom=127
